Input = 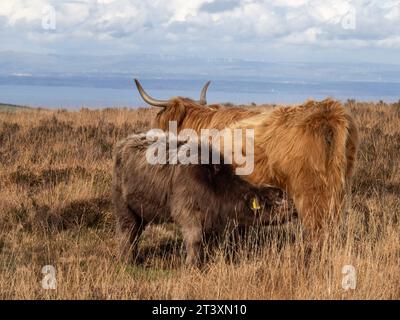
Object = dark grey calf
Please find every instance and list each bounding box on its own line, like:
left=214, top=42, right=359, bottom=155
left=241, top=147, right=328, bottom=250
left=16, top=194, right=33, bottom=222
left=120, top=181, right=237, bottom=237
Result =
left=112, top=133, right=287, bottom=266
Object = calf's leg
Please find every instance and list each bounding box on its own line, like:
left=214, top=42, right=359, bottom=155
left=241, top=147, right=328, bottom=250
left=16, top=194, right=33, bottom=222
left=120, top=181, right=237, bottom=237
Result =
left=181, top=225, right=203, bottom=266
left=113, top=192, right=145, bottom=263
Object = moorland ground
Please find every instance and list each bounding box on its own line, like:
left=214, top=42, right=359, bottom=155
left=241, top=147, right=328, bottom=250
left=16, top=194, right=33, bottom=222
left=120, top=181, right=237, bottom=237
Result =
left=0, top=101, right=399, bottom=299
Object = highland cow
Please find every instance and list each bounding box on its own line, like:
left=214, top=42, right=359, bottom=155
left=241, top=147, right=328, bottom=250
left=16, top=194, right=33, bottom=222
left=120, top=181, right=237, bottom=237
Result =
left=112, top=133, right=289, bottom=266
left=134, top=79, right=359, bottom=237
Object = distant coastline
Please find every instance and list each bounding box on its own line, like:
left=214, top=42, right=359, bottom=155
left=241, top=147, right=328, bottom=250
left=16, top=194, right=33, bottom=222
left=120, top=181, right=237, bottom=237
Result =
left=1, top=78, right=399, bottom=109
left=1, top=53, right=400, bottom=108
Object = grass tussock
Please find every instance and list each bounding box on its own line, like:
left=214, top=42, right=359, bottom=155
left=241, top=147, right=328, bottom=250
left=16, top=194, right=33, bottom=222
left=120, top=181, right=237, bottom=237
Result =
left=0, top=102, right=399, bottom=299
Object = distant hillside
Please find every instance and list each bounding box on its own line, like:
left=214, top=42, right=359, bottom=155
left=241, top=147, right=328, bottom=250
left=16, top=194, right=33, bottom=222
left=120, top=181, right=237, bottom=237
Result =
left=2, top=51, right=400, bottom=83
left=0, top=103, right=29, bottom=111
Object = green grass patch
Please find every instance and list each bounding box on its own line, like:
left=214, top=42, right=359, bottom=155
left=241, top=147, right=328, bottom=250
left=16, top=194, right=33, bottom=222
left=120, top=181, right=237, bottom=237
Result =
left=122, top=264, right=178, bottom=280
left=0, top=103, right=30, bottom=112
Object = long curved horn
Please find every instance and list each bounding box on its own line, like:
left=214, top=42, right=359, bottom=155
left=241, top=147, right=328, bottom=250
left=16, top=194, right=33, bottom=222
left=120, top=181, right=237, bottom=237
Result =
left=199, top=81, right=211, bottom=105
left=134, top=79, right=169, bottom=107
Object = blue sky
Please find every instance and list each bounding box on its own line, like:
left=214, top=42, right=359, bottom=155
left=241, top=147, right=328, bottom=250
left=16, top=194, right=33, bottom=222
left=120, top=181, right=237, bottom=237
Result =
left=1, top=0, right=400, bottom=63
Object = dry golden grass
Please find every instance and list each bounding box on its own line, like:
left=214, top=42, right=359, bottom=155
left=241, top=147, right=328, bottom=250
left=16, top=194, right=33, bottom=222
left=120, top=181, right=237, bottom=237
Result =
left=0, top=101, right=399, bottom=299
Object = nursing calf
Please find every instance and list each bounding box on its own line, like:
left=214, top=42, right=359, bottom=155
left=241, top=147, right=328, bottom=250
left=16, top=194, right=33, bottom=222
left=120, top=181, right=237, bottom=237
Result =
left=112, top=133, right=288, bottom=266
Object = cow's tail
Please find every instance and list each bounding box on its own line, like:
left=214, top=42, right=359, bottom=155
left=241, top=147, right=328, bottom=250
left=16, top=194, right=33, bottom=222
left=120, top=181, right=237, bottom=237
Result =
left=297, top=99, right=352, bottom=230
left=306, top=99, right=349, bottom=173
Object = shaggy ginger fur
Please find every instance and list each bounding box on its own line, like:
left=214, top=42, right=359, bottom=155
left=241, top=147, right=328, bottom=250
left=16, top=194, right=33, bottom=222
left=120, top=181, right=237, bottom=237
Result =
left=154, top=97, right=259, bottom=131
left=152, top=98, right=359, bottom=235
left=231, top=99, right=359, bottom=233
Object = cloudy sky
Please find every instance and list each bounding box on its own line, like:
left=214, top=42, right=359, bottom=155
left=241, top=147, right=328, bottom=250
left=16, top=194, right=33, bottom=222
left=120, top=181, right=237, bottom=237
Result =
left=1, top=0, right=400, bottom=63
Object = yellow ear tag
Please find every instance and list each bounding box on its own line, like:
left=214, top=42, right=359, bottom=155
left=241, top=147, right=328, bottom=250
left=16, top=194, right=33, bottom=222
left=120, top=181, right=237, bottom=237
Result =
left=251, top=197, right=261, bottom=214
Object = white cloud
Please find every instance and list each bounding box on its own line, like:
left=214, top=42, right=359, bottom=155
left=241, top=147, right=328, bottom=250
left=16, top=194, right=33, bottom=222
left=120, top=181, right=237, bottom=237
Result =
left=165, top=0, right=207, bottom=22
left=274, top=0, right=308, bottom=8
left=282, top=27, right=322, bottom=44
left=1, top=0, right=400, bottom=57
left=307, top=0, right=354, bottom=24
left=0, top=1, right=46, bottom=24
